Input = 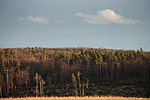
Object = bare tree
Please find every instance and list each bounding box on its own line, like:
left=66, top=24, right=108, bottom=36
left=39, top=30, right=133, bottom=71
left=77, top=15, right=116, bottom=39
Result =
left=35, top=73, right=39, bottom=97
left=6, top=68, right=9, bottom=96
left=41, top=79, right=45, bottom=96
left=77, top=71, right=81, bottom=96
left=86, top=80, right=89, bottom=89
left=82, top=82, right=85, bottom=96
left=72, top=73, right=78, bottom=96
left=38, top=75, right=41, bottom=96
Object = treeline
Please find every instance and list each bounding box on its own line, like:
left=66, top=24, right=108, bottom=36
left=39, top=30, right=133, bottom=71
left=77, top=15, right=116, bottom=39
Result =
left=0, top=47, right=150, bottom=97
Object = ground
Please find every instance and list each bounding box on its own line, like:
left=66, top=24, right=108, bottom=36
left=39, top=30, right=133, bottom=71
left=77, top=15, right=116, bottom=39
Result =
left=0, top=96, right=150, bottom=100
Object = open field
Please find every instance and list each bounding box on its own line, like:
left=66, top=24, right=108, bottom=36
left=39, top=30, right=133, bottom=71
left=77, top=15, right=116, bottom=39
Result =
left=0, top=96, right=150, bottom=100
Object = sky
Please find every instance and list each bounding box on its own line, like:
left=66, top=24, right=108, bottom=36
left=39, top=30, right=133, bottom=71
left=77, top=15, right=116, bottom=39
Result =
left=0, top=0, right=150, bottom=51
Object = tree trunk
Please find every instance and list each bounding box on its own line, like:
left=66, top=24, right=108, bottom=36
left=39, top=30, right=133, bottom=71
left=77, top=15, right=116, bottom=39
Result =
left=82, top=82, right=85, bottom=96
left=35, top=73, right=39, bottom=97
left=99, top=63, right=102, bottom=81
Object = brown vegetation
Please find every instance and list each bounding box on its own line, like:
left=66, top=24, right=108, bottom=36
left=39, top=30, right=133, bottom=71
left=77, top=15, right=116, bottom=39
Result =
left=0, top=47, right=150, bottom=97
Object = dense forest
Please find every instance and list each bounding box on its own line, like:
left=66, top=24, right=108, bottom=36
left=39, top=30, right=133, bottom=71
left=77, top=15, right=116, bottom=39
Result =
left=0, top=47, right=150, bottom=97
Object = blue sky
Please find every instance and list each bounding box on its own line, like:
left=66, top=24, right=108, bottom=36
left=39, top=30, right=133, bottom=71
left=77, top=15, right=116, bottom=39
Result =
left=0, top=0, right=150, bottom=51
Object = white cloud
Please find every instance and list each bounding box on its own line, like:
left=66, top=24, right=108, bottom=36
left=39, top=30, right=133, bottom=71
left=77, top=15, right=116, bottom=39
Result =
left=18, top=16, right=49, bottom=24
left=18, top=16, right=64, bottom=24
left=76, top=9, right=140, bottom=24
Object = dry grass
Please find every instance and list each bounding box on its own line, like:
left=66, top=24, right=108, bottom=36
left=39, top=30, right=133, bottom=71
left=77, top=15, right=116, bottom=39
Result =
left=0, top=96, right=150, bottom=100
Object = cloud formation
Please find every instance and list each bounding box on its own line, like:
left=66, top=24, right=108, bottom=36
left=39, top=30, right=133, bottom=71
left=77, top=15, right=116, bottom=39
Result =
left=18, top=16, right=64, bottom=24
left=18, top=16, right=49, bottom=24
left=76, top=9, right=140, bottom=24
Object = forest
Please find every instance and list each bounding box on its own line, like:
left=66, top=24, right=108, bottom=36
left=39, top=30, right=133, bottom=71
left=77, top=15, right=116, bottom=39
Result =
left=0, top=47, right=150, bottom=97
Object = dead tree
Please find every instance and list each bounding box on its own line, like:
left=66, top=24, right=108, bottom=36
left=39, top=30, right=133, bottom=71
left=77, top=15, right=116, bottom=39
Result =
left=72, top=73, right=78, bottom=96
left=35, top=73, right=39, bottom=97
left=77, top=71, right=81, bottom=96
left=82, top=82, right=85, bottom=96
left=41, top=79, right=45, bottom=96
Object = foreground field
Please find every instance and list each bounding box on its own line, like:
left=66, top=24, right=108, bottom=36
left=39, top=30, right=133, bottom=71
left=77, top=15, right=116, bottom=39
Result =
left=0, top=96, right=150, bottom=100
